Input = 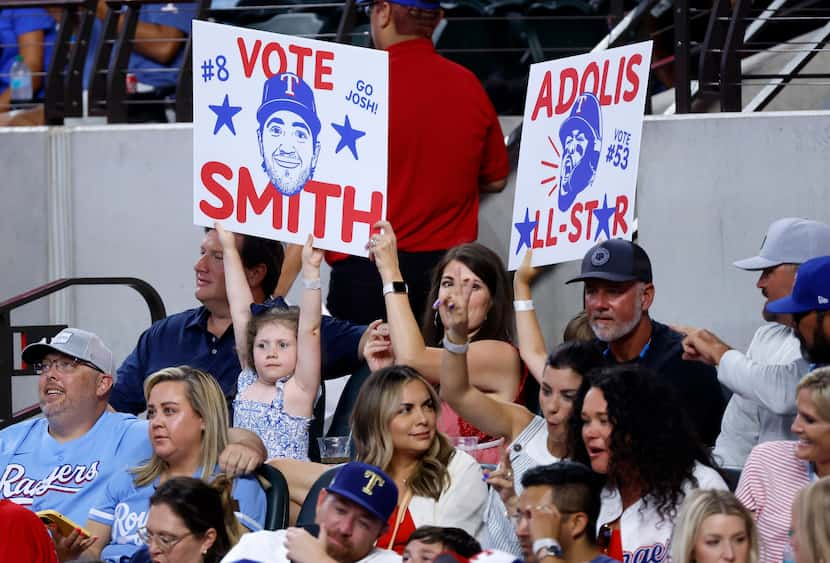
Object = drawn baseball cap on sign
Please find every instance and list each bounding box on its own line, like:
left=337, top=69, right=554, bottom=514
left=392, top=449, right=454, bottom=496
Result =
left=356, top=0, right=440, bottom=9
left=325, top=461, right=398, bottom=523
left=566, top=239, right=652, bottom=284
left=733, top=217, right=830, bottom=271
left=766, top=256, right=830, bottom=314
left=256, top=72, right=321, bottom=139
left=22, top=327, right=114, bottom=374
left=557, top=92, right=603, bottom=212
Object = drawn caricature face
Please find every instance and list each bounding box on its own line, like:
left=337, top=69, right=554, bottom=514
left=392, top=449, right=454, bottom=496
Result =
left=561, top=128, right=589, bottom=190
left=258, top=108, right=320, bottom=196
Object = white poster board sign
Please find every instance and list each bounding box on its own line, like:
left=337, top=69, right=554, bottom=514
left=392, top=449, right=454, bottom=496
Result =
left=508, top=41, right=653, bottom=270
left=192, top=21, right=389, bottom=256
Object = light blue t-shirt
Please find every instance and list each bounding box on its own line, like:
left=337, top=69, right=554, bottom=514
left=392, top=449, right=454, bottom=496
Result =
left=88, top=465, right=266, bottom=563
left=0, top=412, right=151, bottom=525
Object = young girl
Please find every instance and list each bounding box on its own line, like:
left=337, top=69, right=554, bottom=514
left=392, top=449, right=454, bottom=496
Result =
left=218, top=224, right=322, bottom=460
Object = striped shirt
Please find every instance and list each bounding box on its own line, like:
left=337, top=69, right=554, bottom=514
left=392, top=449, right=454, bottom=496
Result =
left=484, top=416, right=557, bottom=553
left=736, top=441, right=812, bottom=562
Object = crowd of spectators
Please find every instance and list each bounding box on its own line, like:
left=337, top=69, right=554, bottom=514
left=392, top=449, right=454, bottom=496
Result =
left=2, top=0, right=830, bottom=562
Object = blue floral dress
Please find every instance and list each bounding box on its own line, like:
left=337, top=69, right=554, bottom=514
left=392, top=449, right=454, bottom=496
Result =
left=232, top=368, right=312, bottom=460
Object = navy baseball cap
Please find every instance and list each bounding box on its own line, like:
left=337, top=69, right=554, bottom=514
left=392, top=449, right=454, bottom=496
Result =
left=325, top=462, right=398, bottom=523
left=357, top=0, right=440, bottom=9
left=766, top=256, right=830, bottom=315
left=256, top=72, right=321, bottom=139
left=566, top=239, right=652, bottom=284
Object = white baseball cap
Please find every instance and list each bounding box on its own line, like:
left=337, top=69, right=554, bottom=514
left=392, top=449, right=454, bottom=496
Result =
left=734, top=217, right=830, bottom=270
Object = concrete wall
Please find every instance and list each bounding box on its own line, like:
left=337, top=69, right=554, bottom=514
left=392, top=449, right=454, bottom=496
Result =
left=3, top=111, right=830, bottom=409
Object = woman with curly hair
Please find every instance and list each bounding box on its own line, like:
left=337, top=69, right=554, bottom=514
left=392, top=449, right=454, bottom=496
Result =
left=573, top=365, right=728, bottom=560
left=270, top=365, right=488, bottom=554
left=669, top=489, right=758, bottom=563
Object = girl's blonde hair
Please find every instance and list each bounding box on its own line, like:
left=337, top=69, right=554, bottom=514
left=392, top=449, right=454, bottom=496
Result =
left=351, top=365, right=454, bottom=500
left=794, top=477, right=830, bottom=563
left=669, top=489, right=759, bottom=563
left=132, top=366, right=229, bottom=487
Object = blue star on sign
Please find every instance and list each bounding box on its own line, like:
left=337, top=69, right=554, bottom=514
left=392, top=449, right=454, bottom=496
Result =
left=593, top=194, right=615, bottom=241
left=209, top=94, right=242, bottom=136
left=331, top=115, right=366, bottom=160
left=514, top=208, right=538, bottom=255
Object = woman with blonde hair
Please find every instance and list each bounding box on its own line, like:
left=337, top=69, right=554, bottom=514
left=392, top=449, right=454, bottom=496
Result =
left=66, top=366, right=266, bottom=562
left=271, top=365, right=488, bottom=554
left=670, top=489, right=758, bottom=563
left=791, top=477, right=830, bottom=563
left=737, top=367, right=830, bottom=561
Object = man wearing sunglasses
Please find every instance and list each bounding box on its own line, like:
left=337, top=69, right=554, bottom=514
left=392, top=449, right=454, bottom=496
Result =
left=0, top=328, right=266, bottom=532
left=325, top=0, right=509, bottom=326
left=512, top=462, right=617, bottom=563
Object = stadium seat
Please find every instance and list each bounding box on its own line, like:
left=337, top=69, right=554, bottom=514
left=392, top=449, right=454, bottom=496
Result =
left=296, top=466, right=340, bottom=526
left=256, top=464, right=291, bottom=530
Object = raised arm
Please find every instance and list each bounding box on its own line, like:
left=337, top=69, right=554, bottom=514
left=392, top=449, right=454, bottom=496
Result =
left=438, top=262, right=534, bottom=442
left=514, top=250, right=548, bottom=382
left=286, top=235, right=323, bottom=415
left=369, top=221, right=520, bottom=401
left=216, top=223, right=254, bottom=368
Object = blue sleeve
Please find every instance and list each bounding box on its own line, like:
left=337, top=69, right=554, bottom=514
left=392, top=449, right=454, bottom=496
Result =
left=112, top=328, right=155, bottom=414
left=232, top=475, right=266, bottom=532
left=319, top=316, right=367, bottom=381
left=10, top=8, right=55, bottom=36
left=88, top=471, right=132, bottom=526
left=115, top=418, right=153, bottom=468
left=138, top=3, right=194, bottom=34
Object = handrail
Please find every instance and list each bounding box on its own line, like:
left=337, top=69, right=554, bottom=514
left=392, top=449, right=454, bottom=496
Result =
left=0, top=277, right=166, bottom=428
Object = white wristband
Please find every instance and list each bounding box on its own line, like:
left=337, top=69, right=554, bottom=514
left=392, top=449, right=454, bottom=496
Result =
left=442, top=335, right=469, bottom=354
left=513, top=300, right=534, bottom=312
left=302, top=278, right=322, bottom=290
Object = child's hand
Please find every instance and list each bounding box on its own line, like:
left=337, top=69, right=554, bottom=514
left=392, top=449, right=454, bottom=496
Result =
left=214, top=222, right=237, bottom=250
left=301, top=234, right=323, bottom=278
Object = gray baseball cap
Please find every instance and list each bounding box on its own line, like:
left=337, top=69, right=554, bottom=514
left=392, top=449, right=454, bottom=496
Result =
left=22, top=328, right=114, bottom=374
left=734, top=217, right=830, bottom=270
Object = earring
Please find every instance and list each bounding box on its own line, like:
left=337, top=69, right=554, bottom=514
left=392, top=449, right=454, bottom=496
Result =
left=434, top=310, right=442, bottom=328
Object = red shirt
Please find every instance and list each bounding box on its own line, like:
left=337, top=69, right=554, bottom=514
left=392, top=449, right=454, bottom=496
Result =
left=0, top=500, right=58, bottom=563
left=326, top=38, right=508, bottom=262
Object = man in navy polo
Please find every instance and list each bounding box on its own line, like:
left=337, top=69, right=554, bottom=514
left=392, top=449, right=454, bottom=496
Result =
left=111, top=228, right=368, bottom=414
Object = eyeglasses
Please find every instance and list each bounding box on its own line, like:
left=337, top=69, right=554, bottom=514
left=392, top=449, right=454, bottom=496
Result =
left=508, top=504, right=560, bottom=527
left=137, top=527, right=193, bottom=552
left=360, top=2, right=378, bottom=17
left=33, top=357, right=102, bottom=375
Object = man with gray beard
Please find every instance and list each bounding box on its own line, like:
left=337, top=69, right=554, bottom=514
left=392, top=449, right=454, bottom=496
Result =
left=566, top=239, right=725, bottom=445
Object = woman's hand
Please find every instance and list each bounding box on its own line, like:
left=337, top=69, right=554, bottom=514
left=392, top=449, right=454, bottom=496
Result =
left=437, top=262, right=474, bottom=344
left=214, top=222, right=237, bottom=251
left=301, top=234, right=324, bottom=280
left=485, top=446, right=517, bottom=505
left=514, top=249, right=541, bottom=291
left=362, top=320, right=394, bottom=372
left=366, top=221, right=402, bottom=284
left=51, top=527, right=97, bottom=562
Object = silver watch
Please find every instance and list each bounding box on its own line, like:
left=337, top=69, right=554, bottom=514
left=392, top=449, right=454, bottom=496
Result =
left=533, top=538, right=563, bottom=559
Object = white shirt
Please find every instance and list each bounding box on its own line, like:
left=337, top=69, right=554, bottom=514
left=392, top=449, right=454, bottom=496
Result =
left=714, top=323, right=808, bottom=468
left=598, top=463, right=728, bottom=562
left=221, top=529, right=402, bottom=563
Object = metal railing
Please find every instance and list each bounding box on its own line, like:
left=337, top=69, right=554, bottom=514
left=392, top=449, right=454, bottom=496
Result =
left=0, top=277, right=166, bottom=428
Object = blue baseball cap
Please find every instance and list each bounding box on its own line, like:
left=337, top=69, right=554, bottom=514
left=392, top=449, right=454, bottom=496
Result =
left=256, top=72, right=321, bottom=139
left=325, top=462, right=398, bottom=523
left=357, top=0, right=441, bottom=9
left=766, top=256, right=830, bottom=314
